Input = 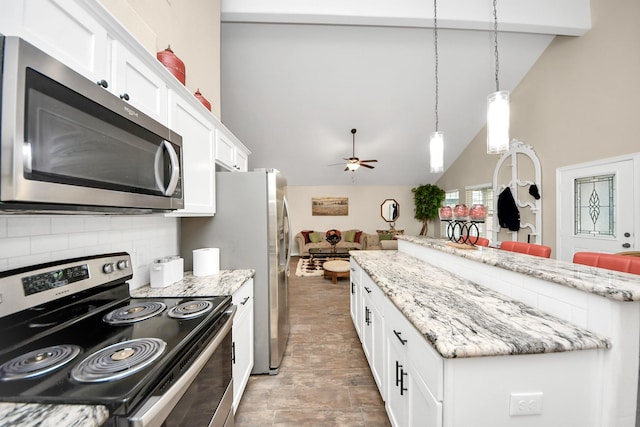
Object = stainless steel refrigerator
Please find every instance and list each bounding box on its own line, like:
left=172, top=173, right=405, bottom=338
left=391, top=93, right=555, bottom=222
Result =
left=180, top=169, right=291, bottom=375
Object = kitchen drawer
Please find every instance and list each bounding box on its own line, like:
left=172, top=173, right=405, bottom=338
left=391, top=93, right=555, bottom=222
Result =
left=362, top=274, right=385, bottom=313
left=350, top=259, right=362, bottom=285
left=233, top=279, right=253, bottom=312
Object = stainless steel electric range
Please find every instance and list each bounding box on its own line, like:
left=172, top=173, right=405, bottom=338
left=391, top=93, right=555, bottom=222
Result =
left=0, top=253, right=235, bottom=427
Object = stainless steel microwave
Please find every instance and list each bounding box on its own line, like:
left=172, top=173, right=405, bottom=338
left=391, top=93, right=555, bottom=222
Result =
left=0, top=36, right=183, bottom=213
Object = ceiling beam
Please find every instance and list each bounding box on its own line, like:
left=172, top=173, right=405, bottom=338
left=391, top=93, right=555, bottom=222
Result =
left=221, top=0, right=591, bottom=36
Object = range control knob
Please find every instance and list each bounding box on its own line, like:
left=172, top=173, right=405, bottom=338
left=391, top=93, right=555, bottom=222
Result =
left=117, top=260, right=129, bottom=270
left=102, top=263, right=115, bottom=274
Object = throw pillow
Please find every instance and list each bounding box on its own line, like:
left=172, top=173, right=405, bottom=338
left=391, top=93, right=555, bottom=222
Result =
left=344, top=229, right=356, bottom=242
left=300, top=230, right=313, bottom=244
left=379, top=233, right=393, bottom=240
left=354, top=231, right=362, bottom=243
left=309, top=232, right=323, bottom=243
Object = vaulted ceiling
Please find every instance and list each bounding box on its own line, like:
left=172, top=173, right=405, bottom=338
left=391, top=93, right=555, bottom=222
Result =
left=220, top=0, right=591, bottom=186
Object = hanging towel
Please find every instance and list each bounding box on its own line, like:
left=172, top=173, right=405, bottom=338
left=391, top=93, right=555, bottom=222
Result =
left=497, top=187, right=520, bottom=231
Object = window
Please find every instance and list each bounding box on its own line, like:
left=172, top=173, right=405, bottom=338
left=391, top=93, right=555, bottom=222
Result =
left=465, top=184, right=494, bottom=238
left=440, top=190, right=459, bottom=238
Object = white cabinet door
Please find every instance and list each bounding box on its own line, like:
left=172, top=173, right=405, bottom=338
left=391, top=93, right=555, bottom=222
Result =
left=362, top=276, right=385, bottom=393
left=111, top=41, right=168, bottom=124
left=386, top=329, right=409, bottom=427
left=232, top=279, right=254, bottom=413
left=349, top=260, right=362, bottom=339
left=408, top=369, right=442, bottom=427
left=167, top=91, right=216, bottom=216
left=216, top=127, right=250, bottom=172
left=0, top=0, right=110, bottom=83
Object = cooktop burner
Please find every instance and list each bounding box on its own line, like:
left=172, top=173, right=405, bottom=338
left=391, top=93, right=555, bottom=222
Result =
left=103, top=301, right=167, bottom=324
left=168, top=300, right=215, bottom=319
left=0, top=345, right=81, bottom=381
left=71, top=338, right=166, bottom=383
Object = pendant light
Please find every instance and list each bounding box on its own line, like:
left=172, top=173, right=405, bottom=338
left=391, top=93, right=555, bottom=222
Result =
left=486, top=0, right=509, bottom=154
left=429, top=0, right=444, bottom=173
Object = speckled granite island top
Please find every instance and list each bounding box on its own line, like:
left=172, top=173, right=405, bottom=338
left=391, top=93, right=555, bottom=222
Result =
left=399, top=235, right=640, bottom=301
left=0, top=403, right=107, bottom=427
left=130, top=269, right=255, bottom=297
left=350, top=250, right=611, bottom=359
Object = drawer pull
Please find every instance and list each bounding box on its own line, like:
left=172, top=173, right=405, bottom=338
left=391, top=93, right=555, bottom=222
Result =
left=364, top=286, right=372, bottom=294
left=240, top=296, right=250, bottom=305
left=393, top=330, right=407, bottom=345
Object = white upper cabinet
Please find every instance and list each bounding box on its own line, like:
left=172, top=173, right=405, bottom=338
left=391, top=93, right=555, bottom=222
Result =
left=110, top=41, right=168, bottom=124
left=0, top=0, right=110, bottom=84
left=216, top=127, right=250, bottom=172
left=166, top=90, right=216, bottom=216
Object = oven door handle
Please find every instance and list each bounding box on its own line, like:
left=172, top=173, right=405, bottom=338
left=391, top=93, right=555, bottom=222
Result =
left=130, top=305, right=236, bottom=427
left=154, top=140, right=180, bottom=196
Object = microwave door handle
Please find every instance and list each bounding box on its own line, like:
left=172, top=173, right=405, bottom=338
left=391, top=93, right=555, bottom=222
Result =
left=154, top=141, right=180, bottom=196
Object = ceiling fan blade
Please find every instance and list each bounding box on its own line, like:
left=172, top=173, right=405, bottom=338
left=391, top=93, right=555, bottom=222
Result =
left=360, top=163, right=375, bottom=169
left=344, top=166, right=349, bottom=172
left=328, top=162, right=345, bottom=166
left=359, top=159, right=378, bottom=163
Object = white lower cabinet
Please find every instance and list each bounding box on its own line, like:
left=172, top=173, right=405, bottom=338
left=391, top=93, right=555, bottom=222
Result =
left=349, top=260, right=362, bottom=339
left=232, top=278, right=254, bottom=413
left=361, top=274, right=385, bottom=393
left=385, top=300, right=442, bottom=427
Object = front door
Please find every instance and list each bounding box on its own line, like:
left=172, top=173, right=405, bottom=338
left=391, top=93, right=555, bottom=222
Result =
left=557, top=155, right=638, bottom=262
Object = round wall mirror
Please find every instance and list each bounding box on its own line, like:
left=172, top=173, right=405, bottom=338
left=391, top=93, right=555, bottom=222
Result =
left=381, top=199, right=399, bottom=222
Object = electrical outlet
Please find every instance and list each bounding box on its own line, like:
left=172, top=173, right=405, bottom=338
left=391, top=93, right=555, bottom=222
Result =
left=509, top=392, right=543, bottom=416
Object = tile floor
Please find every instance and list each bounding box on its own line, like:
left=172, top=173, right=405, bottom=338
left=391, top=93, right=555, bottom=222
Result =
left=235, top=257, right=391, bottom=426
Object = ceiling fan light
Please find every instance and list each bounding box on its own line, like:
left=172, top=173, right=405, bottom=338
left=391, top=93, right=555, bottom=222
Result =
left=347, top=162, right=360, bottom=171
left=487, top=90, right=510, bottom=154
left=429, top=131, right=444, bottom=173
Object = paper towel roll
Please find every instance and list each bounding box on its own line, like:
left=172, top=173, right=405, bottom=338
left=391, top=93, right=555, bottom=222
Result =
left=193, top=248, right=220, bottom=277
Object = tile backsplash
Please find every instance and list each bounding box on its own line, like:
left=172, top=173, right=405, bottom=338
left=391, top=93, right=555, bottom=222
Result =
left=0, top=214, right=179, bottom=289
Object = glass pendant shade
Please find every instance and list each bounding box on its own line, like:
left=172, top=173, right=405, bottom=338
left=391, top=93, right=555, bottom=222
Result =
left=429, top=131, right=444, bottom=173
left=346, top=162, right=360, bottom=171
left=486, top=90, right=510, bottom=154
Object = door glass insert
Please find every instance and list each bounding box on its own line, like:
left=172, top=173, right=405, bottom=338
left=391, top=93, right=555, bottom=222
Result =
left=574, top=174, right=615, bottom=236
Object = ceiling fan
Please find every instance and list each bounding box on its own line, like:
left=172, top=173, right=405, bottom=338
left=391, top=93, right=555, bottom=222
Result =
left=332, top=129, right=378, bottom=172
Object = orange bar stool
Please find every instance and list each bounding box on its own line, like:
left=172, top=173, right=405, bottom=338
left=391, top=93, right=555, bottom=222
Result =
left=499, top=241, right=552, bottom=258
left=573, top=252, right=640, bottom=275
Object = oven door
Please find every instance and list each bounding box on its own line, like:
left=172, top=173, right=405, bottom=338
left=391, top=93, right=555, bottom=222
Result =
left=130, top=305, right=236, bottom=427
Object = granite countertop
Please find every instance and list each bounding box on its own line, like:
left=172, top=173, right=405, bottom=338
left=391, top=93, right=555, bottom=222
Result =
left=350, top=250, right=611, bottom=359
left=399, top=235, right=640, bottom=302
left=130, top=269, right=255, bottom=297
left=0, top=269, right=254, bottom=426
left=0, top=403, right=108, bottom=427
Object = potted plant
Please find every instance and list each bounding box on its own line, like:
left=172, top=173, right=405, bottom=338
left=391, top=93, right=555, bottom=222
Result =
left=412, top=184, right=445, bottom=236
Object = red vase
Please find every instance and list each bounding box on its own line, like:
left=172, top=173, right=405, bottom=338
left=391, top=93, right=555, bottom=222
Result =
left=194, top=89, right=211, bottom=111
left=157, top=46, right=185, bottom=85
left=469, top=204, right=487, bottom=221
left=439, top=206, right=452, bottom=220
left=453, top=204, right=468, bottom=220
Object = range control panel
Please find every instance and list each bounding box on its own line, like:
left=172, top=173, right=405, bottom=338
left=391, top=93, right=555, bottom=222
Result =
left=0, top=253, right=132, bottom=318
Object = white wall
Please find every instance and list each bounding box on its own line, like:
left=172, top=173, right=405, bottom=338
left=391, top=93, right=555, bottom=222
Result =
left=287, top=184, right=424, bottom=254
left=0, top=215, right=179, bottom=289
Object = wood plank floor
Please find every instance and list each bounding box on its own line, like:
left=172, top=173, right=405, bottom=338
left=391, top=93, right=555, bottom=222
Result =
left=235, top=257, right=391, bottom=426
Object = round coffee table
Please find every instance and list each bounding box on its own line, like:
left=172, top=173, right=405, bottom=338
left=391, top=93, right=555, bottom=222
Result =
left=322, top=260, right=350, bottom=284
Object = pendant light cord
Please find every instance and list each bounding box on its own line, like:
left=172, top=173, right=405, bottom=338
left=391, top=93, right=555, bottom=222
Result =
left=493, top=0, right=500, bottom=92
left=434, top=0, right=439, bottom=132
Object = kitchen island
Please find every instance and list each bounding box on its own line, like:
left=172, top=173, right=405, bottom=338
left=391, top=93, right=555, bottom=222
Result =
left=0, top=269, right=254, bottom=426
left=356, top=235, right=640, bottom=426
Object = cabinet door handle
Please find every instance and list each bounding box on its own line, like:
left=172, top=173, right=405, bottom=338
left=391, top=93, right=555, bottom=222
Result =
left=393, top=330, right=407, bottom=345
left=364, top=286, right=372, bottom=294
left=96, top=79, right=108, bottom=88
left=400, top=369, right=408, bottom=396
left=395, top=360, right=402, bottom=387
left=120, top=93, right=130, bottom=101
left=365, top=307, right=371, bottom=325
left=351, top=282, right=355, bottom=294
left=232, top=341, right=236, bottom=364
left=241, top=296, right=250, bottom=305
